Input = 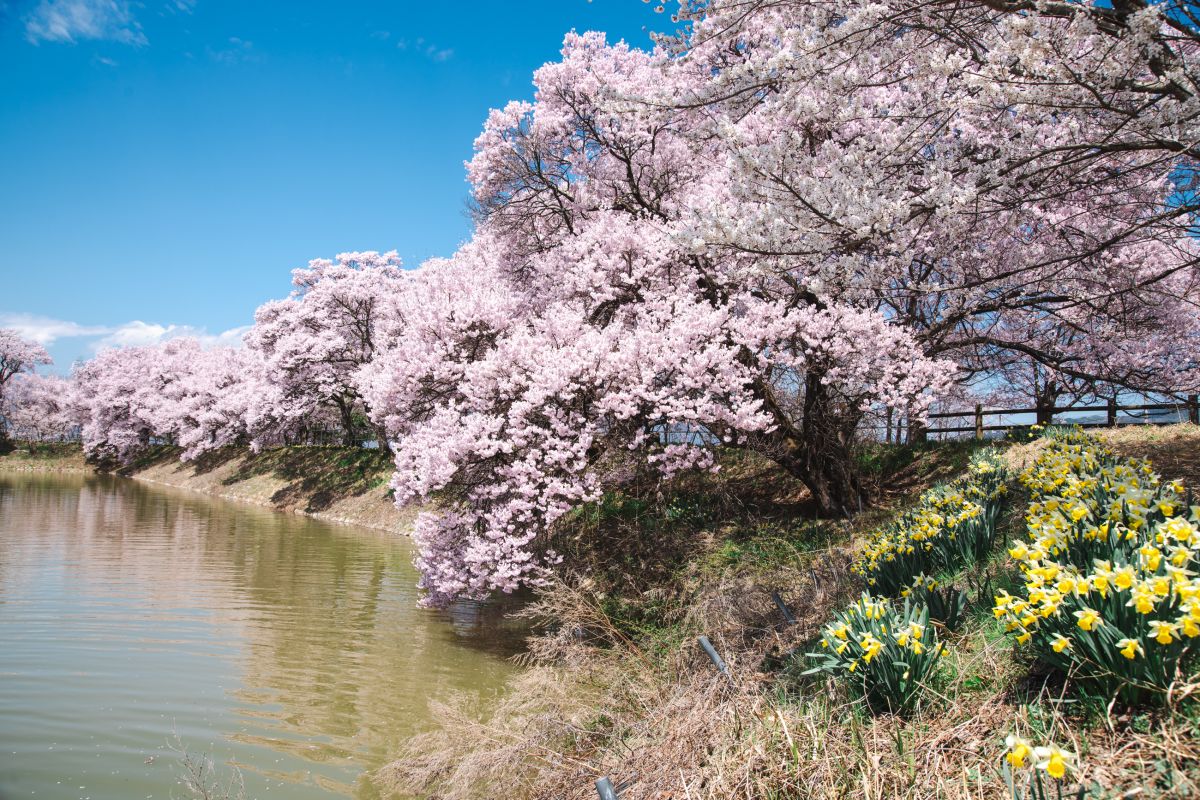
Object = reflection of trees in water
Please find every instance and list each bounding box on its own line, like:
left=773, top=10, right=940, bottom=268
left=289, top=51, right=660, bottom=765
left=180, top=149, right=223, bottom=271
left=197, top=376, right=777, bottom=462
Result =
left=0, top=473, right=520, bottom=794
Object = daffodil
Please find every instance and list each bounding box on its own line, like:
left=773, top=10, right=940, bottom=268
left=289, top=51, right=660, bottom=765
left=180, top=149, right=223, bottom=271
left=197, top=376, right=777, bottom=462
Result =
left=1034, top=744, right=1074, bottom=780
left=1117, top=637, right=1144, bottom=660
left=1149, top=620, right=1178, bottom=646
left=1033, top=744, right=1073, bottom=780
left=859, top=634, right=883, bottom=664
left=1113, top=565, right=1136, bottom=591
left=1074, top=607, right=1101, bottom=631
left=1005, top=735, right=1034, bottom=769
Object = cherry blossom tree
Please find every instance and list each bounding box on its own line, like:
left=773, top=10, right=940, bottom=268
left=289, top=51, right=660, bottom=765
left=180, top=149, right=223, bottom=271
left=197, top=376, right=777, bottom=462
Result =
left=167, top=345, right=262, bottom=461
left=2, top=373, right=75, bottom=450
left=0, top=328, right=51, bottom=402
left=359, top=1, right=1200, bottom=605
left=72, top=340, right=186, bottom=463
left=246, top=251, right=404, bottom=451
left=668, top=0, right=1200, bottom=396
left=0, top=328, right=52, bottom=443
left=356, top=34, right=954, bottom=605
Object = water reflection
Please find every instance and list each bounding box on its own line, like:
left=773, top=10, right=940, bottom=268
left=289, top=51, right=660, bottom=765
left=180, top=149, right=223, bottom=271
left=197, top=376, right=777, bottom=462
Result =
left=0, top=472, right=522, bottom=800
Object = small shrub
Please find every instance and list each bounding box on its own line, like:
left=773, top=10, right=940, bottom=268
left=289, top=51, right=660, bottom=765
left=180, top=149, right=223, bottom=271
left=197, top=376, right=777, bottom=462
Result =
left=806, top=594, right=945, bottom=714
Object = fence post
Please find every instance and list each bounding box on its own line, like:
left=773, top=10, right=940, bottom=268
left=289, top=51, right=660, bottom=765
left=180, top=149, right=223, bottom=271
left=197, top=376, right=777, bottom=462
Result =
left=771, top=591, right=797, bottom=625
left=697, top=635, right=732, bottom=681
left=1190, top=395, right=1199, bottom=425
left=974, top=403, right=983, bottom=441
left=1107, top=397, right=1117, bottom=428
left=595, top=777, right=620, bottom=800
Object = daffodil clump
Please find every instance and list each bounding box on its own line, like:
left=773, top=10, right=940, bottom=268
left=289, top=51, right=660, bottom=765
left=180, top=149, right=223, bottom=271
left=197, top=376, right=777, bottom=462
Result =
left=807, top=594, right=945, bottom=713
left=901, top=573, right=969, bottom=631
left=854, top=450, right=1007, bottom=596
left=1003, top=734, right=1077, bottom=798
left=996, top=431, right=1199, bottom=703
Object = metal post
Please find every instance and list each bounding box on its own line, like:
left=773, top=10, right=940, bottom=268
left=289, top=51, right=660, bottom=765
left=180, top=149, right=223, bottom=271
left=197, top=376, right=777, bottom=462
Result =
left=697, top=635, right=731, bottom=680
left=596, top=777, right=620, bottom=800
left=974, top=403, right=983, bottom=441
left=1107, top=397, right=1117, bottom=428
left=771, top=591, right=797, bottom=625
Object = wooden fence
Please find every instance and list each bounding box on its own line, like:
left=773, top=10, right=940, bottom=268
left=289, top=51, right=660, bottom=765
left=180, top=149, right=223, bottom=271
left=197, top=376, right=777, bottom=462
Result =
left=921, top=395, right=1200, bottom=440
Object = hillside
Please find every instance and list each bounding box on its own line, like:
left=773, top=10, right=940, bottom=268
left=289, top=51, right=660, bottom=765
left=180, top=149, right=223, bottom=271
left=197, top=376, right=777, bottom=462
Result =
left=383, top=426, right=1200, bottom=800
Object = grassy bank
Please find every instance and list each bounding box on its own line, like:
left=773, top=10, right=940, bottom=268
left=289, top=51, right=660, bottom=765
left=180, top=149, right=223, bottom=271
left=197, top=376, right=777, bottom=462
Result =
left=0, top=441, right=413, bottom=534
left=384, top=426, right=1200, bottom=800
left=0, top=441, right=89, bottom=471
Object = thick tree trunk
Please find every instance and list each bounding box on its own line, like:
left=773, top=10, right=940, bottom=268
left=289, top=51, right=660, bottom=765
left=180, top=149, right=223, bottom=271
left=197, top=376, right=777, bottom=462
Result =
left=333, top=397, right=357, bottom=447
left=372, top=422, right=392, bottom=456
left=1035, top=380, right=1060, bottom=426
left=752, top=374, right=867, bottom=518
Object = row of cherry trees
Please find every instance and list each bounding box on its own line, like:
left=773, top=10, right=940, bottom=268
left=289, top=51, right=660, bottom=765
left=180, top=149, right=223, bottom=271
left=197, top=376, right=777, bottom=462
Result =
left=7, top=0, right=1200, bottom=606
left=0, top=251, right=405, bottom=461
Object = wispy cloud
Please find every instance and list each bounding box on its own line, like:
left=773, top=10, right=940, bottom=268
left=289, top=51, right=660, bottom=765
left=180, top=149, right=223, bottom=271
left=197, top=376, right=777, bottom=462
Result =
left=206, top=35, right=259, bottom=64
left=0, top=312, right=249, bottom=351
left=396, top=36, right=453, bottom=62
left=24, top=0, right=147, bottom=46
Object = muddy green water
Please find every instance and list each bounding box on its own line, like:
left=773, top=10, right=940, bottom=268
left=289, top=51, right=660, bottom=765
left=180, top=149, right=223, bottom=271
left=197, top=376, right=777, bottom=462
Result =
left=0, top=472, right=522, bottom=800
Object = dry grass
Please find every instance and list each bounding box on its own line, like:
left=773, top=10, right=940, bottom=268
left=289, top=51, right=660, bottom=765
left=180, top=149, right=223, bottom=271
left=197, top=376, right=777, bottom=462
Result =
left=1095, top=424, right=1200, bottom=489
left=379, top=431, right=1200, bottom=800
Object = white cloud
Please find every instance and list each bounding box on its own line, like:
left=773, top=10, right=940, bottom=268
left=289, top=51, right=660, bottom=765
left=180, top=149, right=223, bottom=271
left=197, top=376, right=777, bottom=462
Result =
left=0, top=312, right=109, bottom=345
left=94, top=320, right=250, bottom=350
left=0, top=312, right=248, bottom=351
left=24, top=0, right=147, bottom=46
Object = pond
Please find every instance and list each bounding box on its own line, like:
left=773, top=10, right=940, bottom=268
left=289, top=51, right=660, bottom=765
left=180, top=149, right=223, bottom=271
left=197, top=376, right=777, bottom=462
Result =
left=0, top=472, right=522, bottom=800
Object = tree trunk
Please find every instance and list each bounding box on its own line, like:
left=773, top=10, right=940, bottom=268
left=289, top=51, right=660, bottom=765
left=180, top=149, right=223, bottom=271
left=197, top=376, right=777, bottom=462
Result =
left=752, top=374, right=867, bottom=518
left=1035, top=380, right=1059, bottom=426
left=334, top=397, right=357, bottom=447
left=372, top=422, right=392, bottom=456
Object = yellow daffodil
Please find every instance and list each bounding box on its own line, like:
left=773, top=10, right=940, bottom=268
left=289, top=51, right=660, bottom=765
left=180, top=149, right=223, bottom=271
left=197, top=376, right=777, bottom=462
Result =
left=1074, top=607, right=1102, bottom=631
left=1113, top=565, right=1136, bottom=591
left=1149, top=620, right=1178, bottom=646
left=1034, top=744, right=1073, bottom=780
left=1005, top=735, right=1034, bottom=769
left=1117, top=637, right=1144, bottom=660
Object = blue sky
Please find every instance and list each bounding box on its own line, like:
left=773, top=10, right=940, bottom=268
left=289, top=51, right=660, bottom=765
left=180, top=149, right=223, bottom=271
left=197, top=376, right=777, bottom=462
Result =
left=0, top=0, right=671, bottom=370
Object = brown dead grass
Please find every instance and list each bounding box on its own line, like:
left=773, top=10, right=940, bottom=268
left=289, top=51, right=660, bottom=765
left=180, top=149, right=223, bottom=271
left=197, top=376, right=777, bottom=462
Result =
left=1096, top=424, right=1200, bottom=489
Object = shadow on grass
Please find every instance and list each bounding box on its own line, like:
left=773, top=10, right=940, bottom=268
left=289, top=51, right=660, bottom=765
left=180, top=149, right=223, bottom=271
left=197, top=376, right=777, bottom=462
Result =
left=221, top=446, right=394, bottom=513
left=113, top=444, right=394, bottom=514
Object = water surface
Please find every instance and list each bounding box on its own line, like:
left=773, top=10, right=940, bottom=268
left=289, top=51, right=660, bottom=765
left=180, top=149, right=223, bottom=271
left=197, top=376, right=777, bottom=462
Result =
left=0, top=472, right=521, bottom=800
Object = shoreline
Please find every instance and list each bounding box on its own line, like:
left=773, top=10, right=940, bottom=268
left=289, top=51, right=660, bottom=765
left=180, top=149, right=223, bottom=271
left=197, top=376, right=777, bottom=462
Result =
left=0, top=444, right=416, bottom=536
